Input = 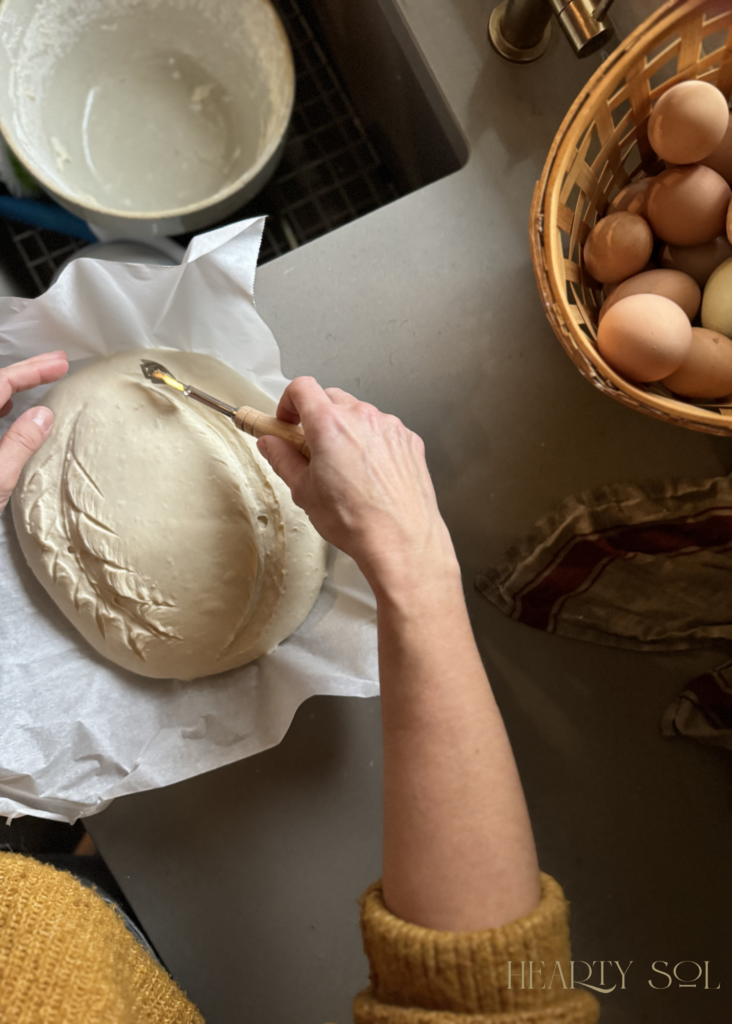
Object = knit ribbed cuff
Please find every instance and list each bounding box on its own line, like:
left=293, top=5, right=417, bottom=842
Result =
left=353, top=990, right=599, bottom=1023
left=354, top=873, right=599, bottom=1023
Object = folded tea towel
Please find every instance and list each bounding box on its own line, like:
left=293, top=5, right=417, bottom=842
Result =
left=661, top=661, right=732, bottom=750
left=476, top=474, right=732, bottom=749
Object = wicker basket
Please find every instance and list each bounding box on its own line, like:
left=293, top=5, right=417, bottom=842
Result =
left=531, top=0, right=732, bottom=436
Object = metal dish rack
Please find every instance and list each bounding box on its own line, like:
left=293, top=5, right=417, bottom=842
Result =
left=0, top=0, right=402, bottom=296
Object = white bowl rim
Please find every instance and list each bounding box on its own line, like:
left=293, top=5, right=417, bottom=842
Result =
left=0, top=0, right=295, bottom=222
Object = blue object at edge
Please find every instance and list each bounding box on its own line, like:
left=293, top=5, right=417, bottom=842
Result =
left=0, top=196, right=96, bottom=242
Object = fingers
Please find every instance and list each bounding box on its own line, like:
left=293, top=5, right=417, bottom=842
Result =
left=276, top=376, right=333, bottom=425
left=0, top=406, right=53, bottom=512
left=0, top=399, right=12, bottom=418
left=0, top=351, right=69, bottom=410
left=256, top=435, right=309, bottom=497
left=276, top=377, right=358, bottom=425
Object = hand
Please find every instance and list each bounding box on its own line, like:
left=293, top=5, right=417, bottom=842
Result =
left=256, top=377, right=458, bottom=596
left=0, top=351, right=69, bottom=513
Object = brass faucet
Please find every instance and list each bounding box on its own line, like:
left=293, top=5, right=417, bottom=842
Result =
left=488, top=0, right=615, bottom=63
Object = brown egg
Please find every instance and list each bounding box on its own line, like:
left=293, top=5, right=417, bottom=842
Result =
left=597, top=294, right=692, bottom=381
left=662, top=327, right=732, bottom=398
left=648, top=81, right=729, bottom=164
left=647, top=166, right=731, bottom=245
left=728, top=196, right=732, bottom=245
left=608, top=177, right=656, bottom=217
left=604, top=260, right=657, bottom=298
left=702, top=112, right=732, bottom=185
left=583, top=212, right=654, bottom=284
left=659, top=235, right=732, bottom=287
left=599, top=269, right=700, bottom=322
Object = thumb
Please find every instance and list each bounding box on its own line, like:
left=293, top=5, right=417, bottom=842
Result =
left=0, top=406, right=54, bottom=512
left=257, top=435, right=309, bottom=494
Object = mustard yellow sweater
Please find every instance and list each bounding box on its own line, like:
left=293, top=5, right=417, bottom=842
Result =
left=0, top=853, right=598, bottom=1024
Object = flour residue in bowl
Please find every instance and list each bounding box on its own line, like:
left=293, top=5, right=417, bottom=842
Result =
left=44, top=19, right=256, bottom=211
left=2, top=0, right=291, bottom=215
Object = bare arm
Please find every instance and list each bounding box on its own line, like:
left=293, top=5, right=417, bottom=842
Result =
left=375, top=569, right=540, bottom=930
left=257, top=377, right=540, bottom=931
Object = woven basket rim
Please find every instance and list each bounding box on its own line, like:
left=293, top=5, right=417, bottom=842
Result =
left=531, top=0, right=732, bottom=436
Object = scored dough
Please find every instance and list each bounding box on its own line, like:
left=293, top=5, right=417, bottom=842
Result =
left=12, top=348, right=328, bottom=680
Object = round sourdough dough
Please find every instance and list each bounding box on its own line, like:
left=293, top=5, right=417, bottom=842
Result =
left=11, top=348, right=328, bottom=680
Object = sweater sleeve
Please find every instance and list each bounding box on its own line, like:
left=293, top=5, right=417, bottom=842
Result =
left=0, top=852, right=202, bottom=1024
left=353, top=873, right=599, bottom=1024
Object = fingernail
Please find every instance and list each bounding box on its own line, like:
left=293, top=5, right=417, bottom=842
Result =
left=31, top=407, right=53, bottom=432
left=257, top=438, right=269, bottom=459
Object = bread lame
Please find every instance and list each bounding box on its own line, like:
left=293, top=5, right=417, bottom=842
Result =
left=140, top=360, right=311, bottom=460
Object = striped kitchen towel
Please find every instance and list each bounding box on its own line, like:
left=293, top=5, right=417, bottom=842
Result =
left=476, top=475, right=732, bottom=750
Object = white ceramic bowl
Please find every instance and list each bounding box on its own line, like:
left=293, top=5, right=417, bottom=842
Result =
left=0, top=0, right=294, bottom=236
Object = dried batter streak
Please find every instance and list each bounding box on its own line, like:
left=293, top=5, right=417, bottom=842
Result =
left=12, top=348, right=327, bottom=679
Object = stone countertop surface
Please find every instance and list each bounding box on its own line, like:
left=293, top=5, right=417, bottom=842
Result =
left=88, top=3, right=732, bottom=1022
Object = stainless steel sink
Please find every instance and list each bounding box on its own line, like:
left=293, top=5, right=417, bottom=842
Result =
left=301, top=0, right=467, bottom=191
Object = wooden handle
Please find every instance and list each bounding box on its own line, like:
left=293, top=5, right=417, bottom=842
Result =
left=234, top=406, right=311, bottom=460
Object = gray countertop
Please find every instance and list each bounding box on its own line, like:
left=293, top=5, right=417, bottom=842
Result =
left=89, top=2, right=732, bottom=1022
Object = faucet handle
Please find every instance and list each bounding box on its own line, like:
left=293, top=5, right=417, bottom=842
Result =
left=489, top=0, right=614, bottom=64
left=548, top=0, right=615, bottom=58
left=593, top=0, right=615, bottom=21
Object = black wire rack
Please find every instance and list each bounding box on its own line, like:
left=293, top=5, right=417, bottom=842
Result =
left=0, top=0, right=403, bottom=296
left=249, top=0, right=403, bottom=262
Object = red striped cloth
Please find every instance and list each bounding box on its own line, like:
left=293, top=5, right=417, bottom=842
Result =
left=476, top=476, right=732, bottom=750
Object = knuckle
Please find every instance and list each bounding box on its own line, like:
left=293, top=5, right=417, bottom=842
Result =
left=291, top=375, right=318, bottom=394
left=408, top=430, right=425, bottom=456
left=358, top=402, right=380, bottom=424
left=4, top=423, right=39, bottom=457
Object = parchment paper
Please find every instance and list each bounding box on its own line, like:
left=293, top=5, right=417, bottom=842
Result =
left=0, top=216, right=379, bottom=823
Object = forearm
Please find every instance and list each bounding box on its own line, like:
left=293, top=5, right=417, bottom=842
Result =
left=375, top=549, right=541, bottom=932
left=258, top=378, right=540, bottom=931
